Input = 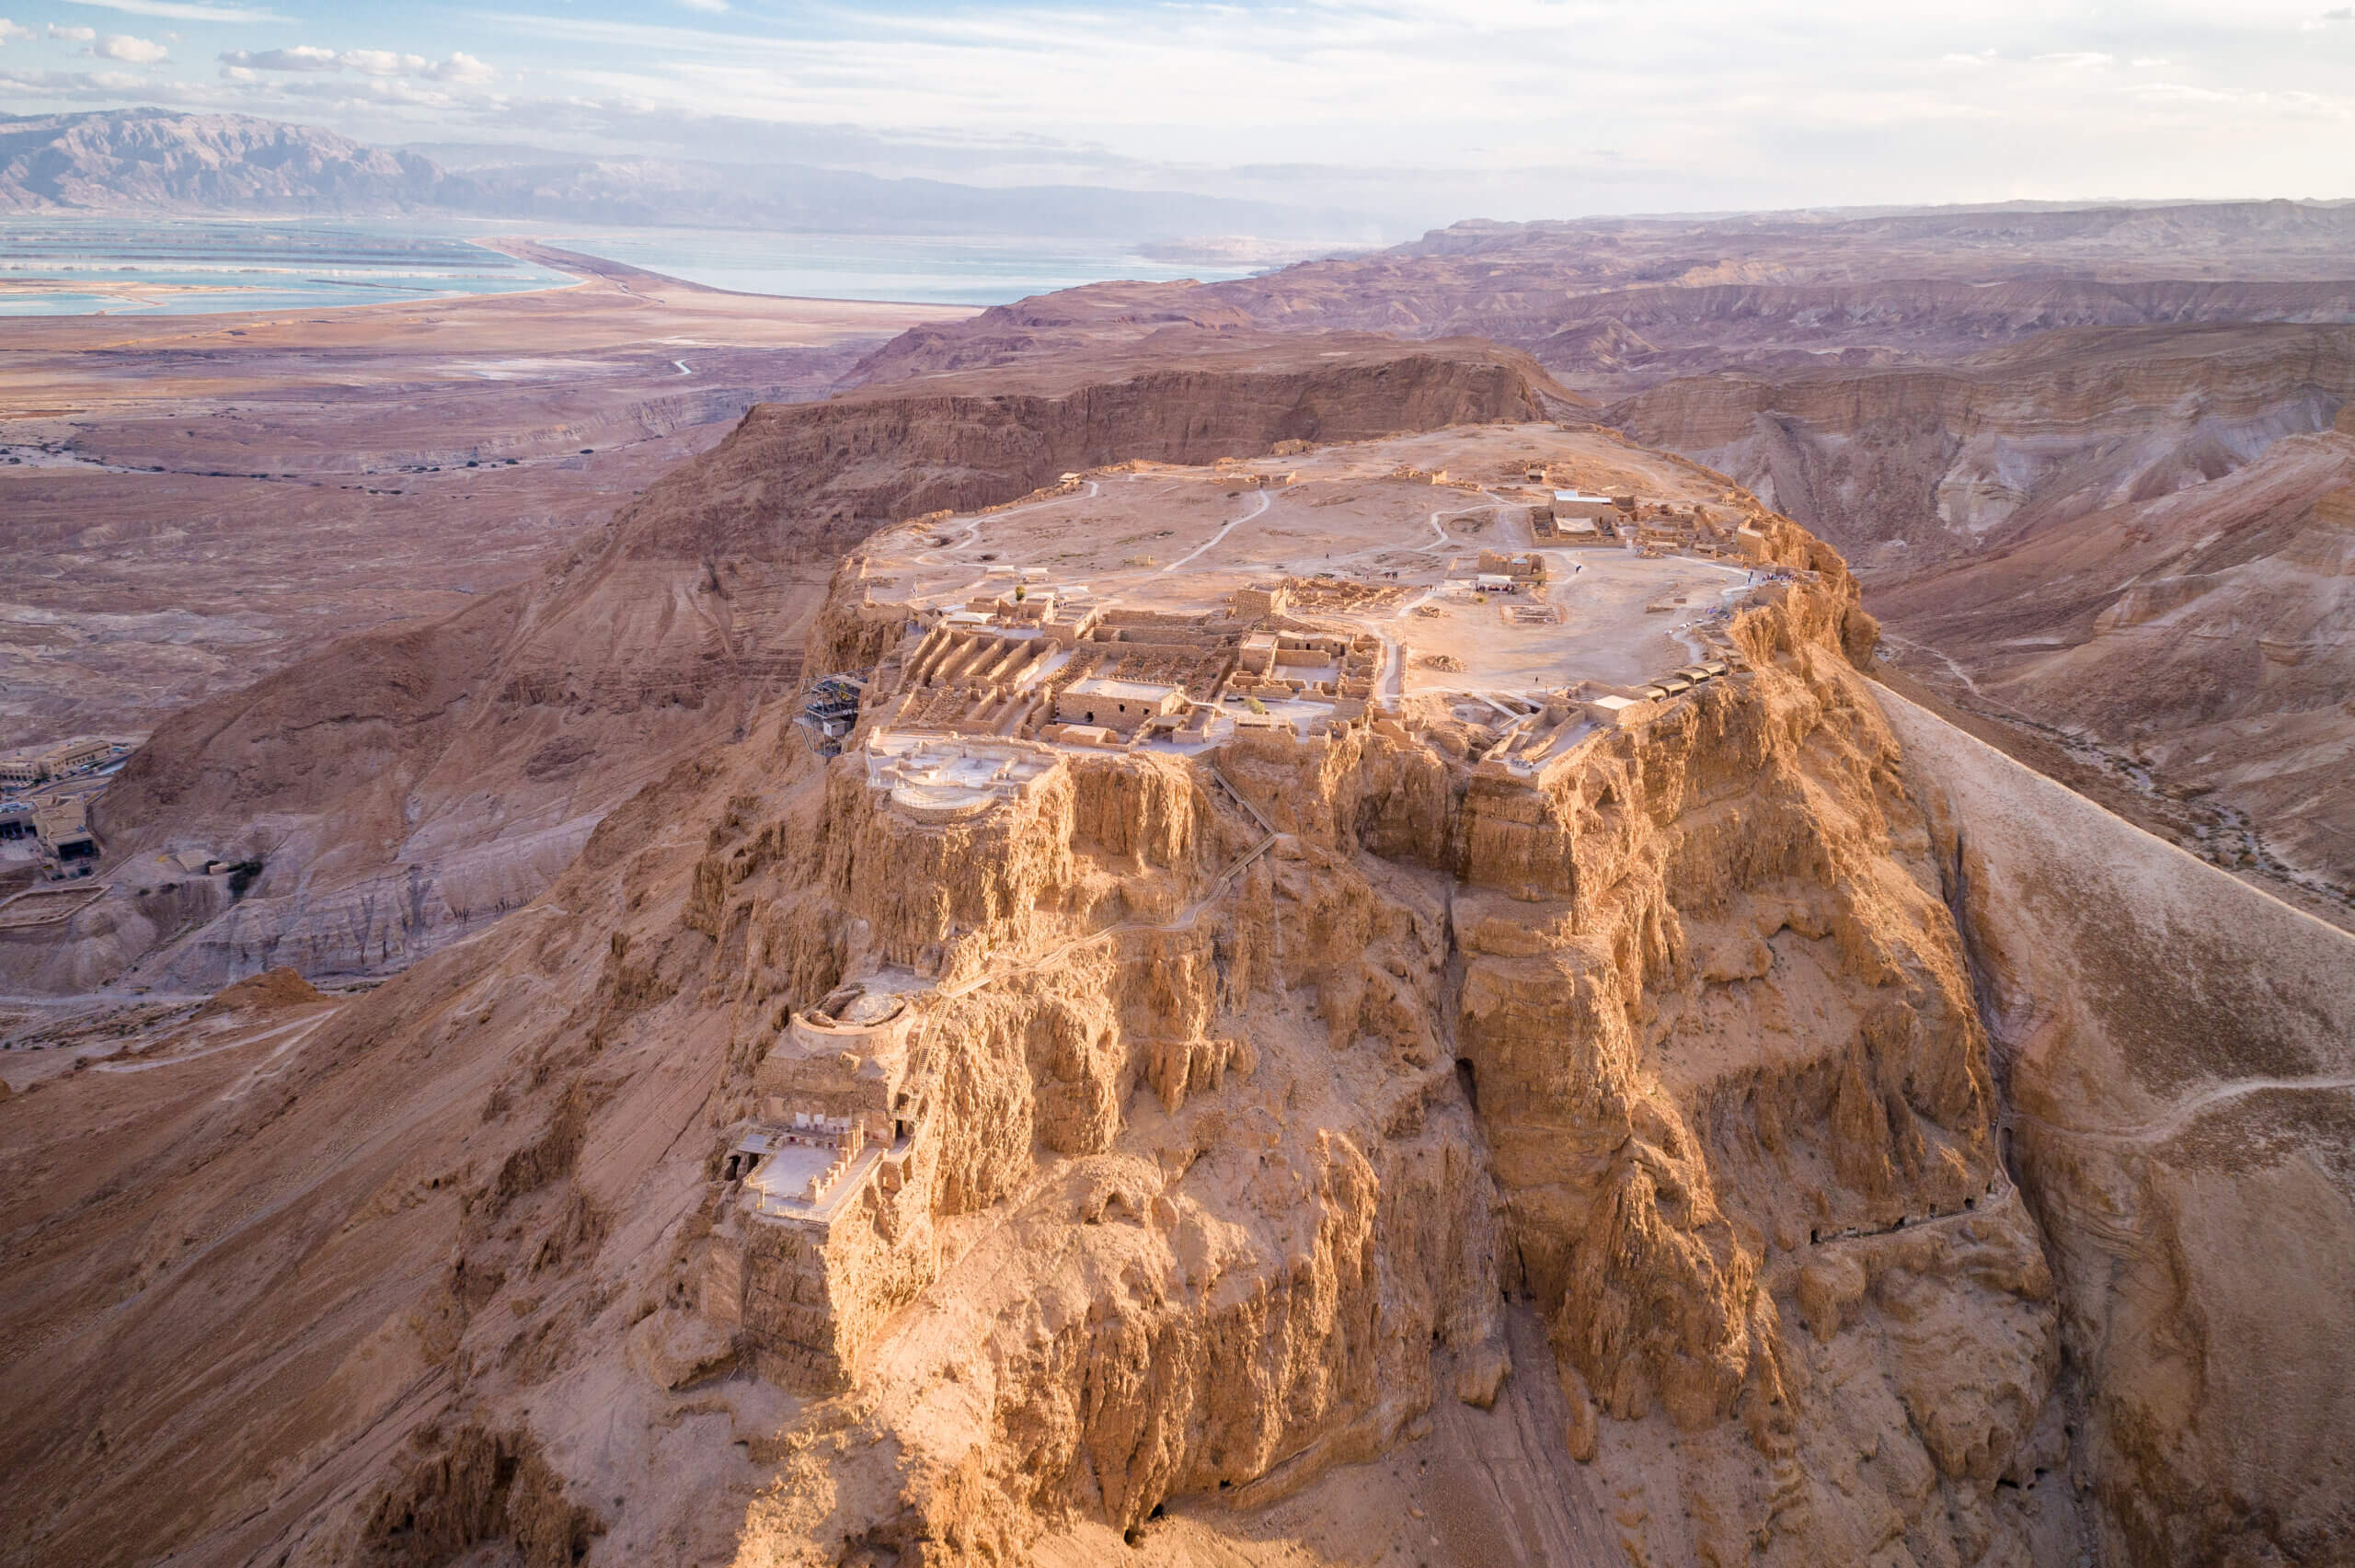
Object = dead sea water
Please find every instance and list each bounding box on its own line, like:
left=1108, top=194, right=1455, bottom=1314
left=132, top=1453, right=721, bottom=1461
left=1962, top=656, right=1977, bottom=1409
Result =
left=0, top=218, right=1272, bottom=315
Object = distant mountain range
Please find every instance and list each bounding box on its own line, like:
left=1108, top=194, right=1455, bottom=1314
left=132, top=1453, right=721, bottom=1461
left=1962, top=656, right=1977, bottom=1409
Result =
left=0, top=109, right=1369, bottom=240
left=0, top=109, right=437, bottom=212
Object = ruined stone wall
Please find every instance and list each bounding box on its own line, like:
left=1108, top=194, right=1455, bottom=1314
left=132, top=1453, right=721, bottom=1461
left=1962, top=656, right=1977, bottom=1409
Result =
left=735, top=1220, right=841, bottom=1388
left=728, top=1159, right=940, bottom=1393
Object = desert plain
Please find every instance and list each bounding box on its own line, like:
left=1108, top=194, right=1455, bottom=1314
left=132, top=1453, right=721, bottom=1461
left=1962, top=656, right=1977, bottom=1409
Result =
left=0, top=242, right=961, bottom=746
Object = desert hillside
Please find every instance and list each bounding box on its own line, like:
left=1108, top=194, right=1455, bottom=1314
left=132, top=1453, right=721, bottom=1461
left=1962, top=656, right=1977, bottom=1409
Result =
left=851, top=212, right=2355, bottom=394
left=0, top=243, right=958, bottom=750
left=5, top=390, right=2349, bottom=1568
left=0, top=336, right=1565, bottom=994
left=1613, top=338, right=2355, bottom=916
left=1881, top=689, right=2355, bottom=1567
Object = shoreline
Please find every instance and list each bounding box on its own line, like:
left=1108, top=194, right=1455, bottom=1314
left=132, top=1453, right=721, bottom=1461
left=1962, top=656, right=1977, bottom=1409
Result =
left=0, top=227, right=1055, bottom=326
left=0, top=249, right=971, bottom=357
left=480, top=236, right=980, bottom=312
left=0, top=227, right=582, bottom=321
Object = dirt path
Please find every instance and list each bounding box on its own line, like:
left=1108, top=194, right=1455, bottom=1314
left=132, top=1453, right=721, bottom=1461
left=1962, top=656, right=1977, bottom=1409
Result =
left=1419, top=499, right=1501, bottom=555
left=1882, top=631, right=1993, bottom=702
left=913, top=480, right=1102, bottom=567
left=89, top=1009, right=332, bottom=1076
left=1160, top=488, right=1271, bottom=575
left=2016, top=1073, right=2355, bottom=1147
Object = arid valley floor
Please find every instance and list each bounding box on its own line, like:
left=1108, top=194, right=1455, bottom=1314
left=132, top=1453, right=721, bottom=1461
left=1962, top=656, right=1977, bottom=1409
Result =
left=0, top=243, right=959, bottom=748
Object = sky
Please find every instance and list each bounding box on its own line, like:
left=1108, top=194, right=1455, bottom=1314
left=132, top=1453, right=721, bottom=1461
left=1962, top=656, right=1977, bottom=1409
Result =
left=0, top=0, right=2349, bottom=231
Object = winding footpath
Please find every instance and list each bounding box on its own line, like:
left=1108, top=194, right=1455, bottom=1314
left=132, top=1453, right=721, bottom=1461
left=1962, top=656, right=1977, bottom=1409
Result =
left=1159, top=488, right=1272, bottom=575
left=911, top=480, right=1102, bottom=567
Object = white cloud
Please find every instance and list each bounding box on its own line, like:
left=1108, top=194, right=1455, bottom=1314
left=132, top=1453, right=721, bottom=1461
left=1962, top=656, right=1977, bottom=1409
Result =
left=48, top=23, right=98, bottom=40
left=219, top=45, right=492, bottom=84
left=4, top=0, right=2352, bottom=224
left=339, top=48, right=419, bottom=74
left=0, top=18, right=28, bottom=45
left=0, top=63, right=152, bottom=92
left=62, top=0, right=284, bottom=19
left=430, top=52, right=491, bottom=84
left=219, top=43, right=336, bottom=71
left=2124, top=81, right=2234, bottom=104
left=89, top=31, right=167, bottom=63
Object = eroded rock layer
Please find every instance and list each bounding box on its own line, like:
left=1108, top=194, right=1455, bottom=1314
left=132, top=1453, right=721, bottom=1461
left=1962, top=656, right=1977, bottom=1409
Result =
left=39, top=340, right=1552, bottom=995
left=17, top=398, right=2349, bottom=1568
left=0, top=462, right=2094, bottom=1568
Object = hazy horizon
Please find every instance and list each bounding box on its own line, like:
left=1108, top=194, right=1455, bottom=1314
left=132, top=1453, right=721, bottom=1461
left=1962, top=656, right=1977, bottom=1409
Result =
left=1, top=0, right=2349, bottom=234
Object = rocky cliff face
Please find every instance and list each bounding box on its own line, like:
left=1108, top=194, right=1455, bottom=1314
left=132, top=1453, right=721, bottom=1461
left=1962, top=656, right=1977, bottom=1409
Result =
left=1604, top=326, right=2355, bottom=914
left=1604, top=324, right=2355, bottom=564
left=11, top=412, right=2349, bottom=1566
left=0, top=486, right=2097, bottom=1568
left=10, top=188, right=2351, bottom=1567
left=55, top=341, right=1551, bottom=995
left=631, top=337, right=1568, bottom=562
